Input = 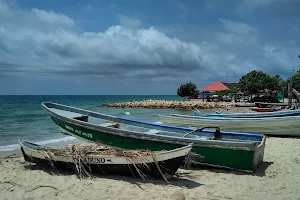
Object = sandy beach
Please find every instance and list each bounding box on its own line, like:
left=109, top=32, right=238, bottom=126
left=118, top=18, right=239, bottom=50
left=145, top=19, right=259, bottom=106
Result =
left=1, top=137, right=300, bottom=200
left=1, top=0, right=299, bottom=198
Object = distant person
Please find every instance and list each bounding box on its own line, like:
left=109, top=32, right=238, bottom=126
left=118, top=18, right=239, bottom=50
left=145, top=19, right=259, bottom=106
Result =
left=206, top=96, right=211, bottom=102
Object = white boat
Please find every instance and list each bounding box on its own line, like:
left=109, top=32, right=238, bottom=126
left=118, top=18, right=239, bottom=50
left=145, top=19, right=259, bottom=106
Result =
left=159, top=114, right=300, bottom=137
left=193, top=107, right=300, bottom=118
left=20, top=140, right=192, bottom=180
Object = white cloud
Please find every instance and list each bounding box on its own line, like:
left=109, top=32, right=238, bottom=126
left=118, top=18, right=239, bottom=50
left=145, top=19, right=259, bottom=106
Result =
left=117, top=14, right=141, bottom=28
left=177, top=2, right=188, bottom=18
left=237, top=0, right=300, bottom=15
left=263, top=45, right=276, bottom=52
left=83, top=4, right=93, bottom=12
left=32, top=8, right=75, bottom=27
left=219, top=18, right=257, bottom=35
left=215, top=19, right=258, bottom=45
left=261, top=44, right=299, bottom=74
left=289, top=40, right=296, bottom=45
left=241, top=0, right=280, bottom=10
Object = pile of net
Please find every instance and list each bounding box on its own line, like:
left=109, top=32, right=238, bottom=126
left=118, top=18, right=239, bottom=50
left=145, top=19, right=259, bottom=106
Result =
left=37, top=143, right=171, bottom=181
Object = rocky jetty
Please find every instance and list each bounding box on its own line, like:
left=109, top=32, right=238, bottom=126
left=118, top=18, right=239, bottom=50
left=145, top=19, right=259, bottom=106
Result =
left=99, top=99, right=233, bottom=109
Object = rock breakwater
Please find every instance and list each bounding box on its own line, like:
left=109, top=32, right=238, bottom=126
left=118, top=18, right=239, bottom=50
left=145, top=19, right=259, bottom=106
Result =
left=99, top=100, right=233, bottom=109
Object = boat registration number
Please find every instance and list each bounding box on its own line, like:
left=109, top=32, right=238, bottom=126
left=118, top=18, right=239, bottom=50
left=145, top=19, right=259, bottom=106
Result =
left=83, top=158, right=112, bottom=164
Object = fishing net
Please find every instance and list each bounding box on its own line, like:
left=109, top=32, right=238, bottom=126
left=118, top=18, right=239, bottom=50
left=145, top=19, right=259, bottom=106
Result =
left=37, top=143, right=174, bottom=182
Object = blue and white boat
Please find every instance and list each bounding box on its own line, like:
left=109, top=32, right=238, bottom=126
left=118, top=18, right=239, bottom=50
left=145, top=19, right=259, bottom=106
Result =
left=159, top=113, right=300, bottom=137
left=192, top=107, right=300, bottom=118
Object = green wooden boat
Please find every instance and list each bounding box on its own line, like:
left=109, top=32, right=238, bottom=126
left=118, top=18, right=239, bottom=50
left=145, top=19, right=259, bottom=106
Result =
left=42, top=102, right=266, bottom=173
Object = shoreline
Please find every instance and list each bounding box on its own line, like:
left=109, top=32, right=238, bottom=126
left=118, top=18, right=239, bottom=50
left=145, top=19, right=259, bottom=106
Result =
left=0, top=149, right=22, bottom=157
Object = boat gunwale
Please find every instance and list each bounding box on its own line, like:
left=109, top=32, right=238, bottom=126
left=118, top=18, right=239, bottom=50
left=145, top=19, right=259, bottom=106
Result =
left=19, top=141, right=193, bottom=175
left=193, top=107, right=300, bottom=118
left=41, top=102, right=264, bottom=150
left=42, top=102, right=264, bottom=137
left=18, top=139, right=193, bottom=157
left=256, top=134, right=266, bottom=148
left=168, top=113, right=300, bottom=121
left=115, top=116, right=263, bottom=137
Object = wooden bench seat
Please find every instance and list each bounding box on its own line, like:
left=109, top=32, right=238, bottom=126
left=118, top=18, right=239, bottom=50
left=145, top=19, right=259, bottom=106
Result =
left=100, top=122, right=120, bottom=128
left=145, top=129, right=160, bottom=134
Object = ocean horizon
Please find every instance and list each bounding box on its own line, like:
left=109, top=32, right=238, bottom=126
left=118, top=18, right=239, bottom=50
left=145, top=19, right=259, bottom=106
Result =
left=0, top=95, right=192, bottom=155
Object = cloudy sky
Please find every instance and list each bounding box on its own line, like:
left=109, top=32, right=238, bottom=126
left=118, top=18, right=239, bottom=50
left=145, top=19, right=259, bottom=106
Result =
left=0, top=0, right=299, bottom=95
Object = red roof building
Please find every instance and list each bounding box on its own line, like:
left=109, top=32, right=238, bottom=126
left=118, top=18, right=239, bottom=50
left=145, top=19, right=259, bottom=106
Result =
left=201, top=81, right=230, bottom=92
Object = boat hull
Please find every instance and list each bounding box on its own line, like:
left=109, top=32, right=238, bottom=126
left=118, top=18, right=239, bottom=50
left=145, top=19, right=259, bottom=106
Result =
left=250, top=107, right=278, bottom=112
left=50, top=115, right=264, bottom=173
left=20, top=141, right=190, bottom=179
left=160, top=115, right=300, bottom=136
left=193, top=108, right=300, bottom=118
left=255, top=102, right=288, bottom=108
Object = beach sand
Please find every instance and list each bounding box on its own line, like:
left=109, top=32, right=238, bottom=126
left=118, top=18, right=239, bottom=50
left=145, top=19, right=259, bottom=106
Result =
left=1, top=137, right=300, bottom=200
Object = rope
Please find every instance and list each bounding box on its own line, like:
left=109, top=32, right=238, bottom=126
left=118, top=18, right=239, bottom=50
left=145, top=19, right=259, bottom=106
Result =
left=108, top=121, right=120, bottom=128
left=183, top=128, right=202, bottom=137
left=183, top=126, right=221, bottom=140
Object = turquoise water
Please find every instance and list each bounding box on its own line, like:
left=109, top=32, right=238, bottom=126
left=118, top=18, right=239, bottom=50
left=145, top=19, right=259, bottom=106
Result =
left=0, top=95, right=193, bottom=152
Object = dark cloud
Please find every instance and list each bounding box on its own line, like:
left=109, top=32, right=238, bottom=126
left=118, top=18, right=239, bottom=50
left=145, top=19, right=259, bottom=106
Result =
left=270, top=0, right=300, bottom=16
left=0, top=62, right=25, bottom=72
left=0, top=62, right=29, bottom=77
left=0, top=0, right=208, bottom=82
left=0, top=39, right=9, bottom=53
left=237, top=0, right=300, bottom=16
left=0, top=0, right=299, bottom=85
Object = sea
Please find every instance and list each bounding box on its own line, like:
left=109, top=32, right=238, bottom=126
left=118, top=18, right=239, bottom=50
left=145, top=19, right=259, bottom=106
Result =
left=0, top=95, right=193, bottom=155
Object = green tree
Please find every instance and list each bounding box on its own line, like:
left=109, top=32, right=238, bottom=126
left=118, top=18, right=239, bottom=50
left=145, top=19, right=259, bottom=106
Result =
left=266, top=75, right=284, bottom=91
left=239, top=70, right=268, bottom=93
left=177, top=82, right=199, bottom=99
left=273, top=75, right=286, bottom=91
left=287, top=71, right=300, bottom=91
left=215, top=90, right=232, bottom=96
left=239, top=70, right=283, bottom=94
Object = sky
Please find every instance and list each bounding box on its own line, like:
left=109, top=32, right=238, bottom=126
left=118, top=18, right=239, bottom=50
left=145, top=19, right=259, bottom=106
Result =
left=0, top=0, right=300, bottom=95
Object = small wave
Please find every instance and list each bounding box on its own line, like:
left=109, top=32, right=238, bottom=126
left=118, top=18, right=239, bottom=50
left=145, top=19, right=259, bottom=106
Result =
left=0, top=136, right=77, bottom=152
left=154, top=121, right=163, bottom=125
left=124, top=112, right=131, bottom=115
left=0, top=144, right=20, bottom=152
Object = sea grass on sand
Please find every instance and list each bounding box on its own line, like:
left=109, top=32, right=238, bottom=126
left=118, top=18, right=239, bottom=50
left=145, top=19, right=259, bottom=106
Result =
left=38, top=143, right=172, bottom=181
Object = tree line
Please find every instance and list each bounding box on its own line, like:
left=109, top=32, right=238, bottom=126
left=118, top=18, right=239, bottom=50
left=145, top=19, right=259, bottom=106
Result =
left=177, top=70, right=300, bottom=99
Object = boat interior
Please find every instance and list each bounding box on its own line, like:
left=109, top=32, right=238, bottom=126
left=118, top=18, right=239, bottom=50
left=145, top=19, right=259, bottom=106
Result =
left=48, top=107, right=263, bottom=144
left=20, top=140, right=47, bottom=150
